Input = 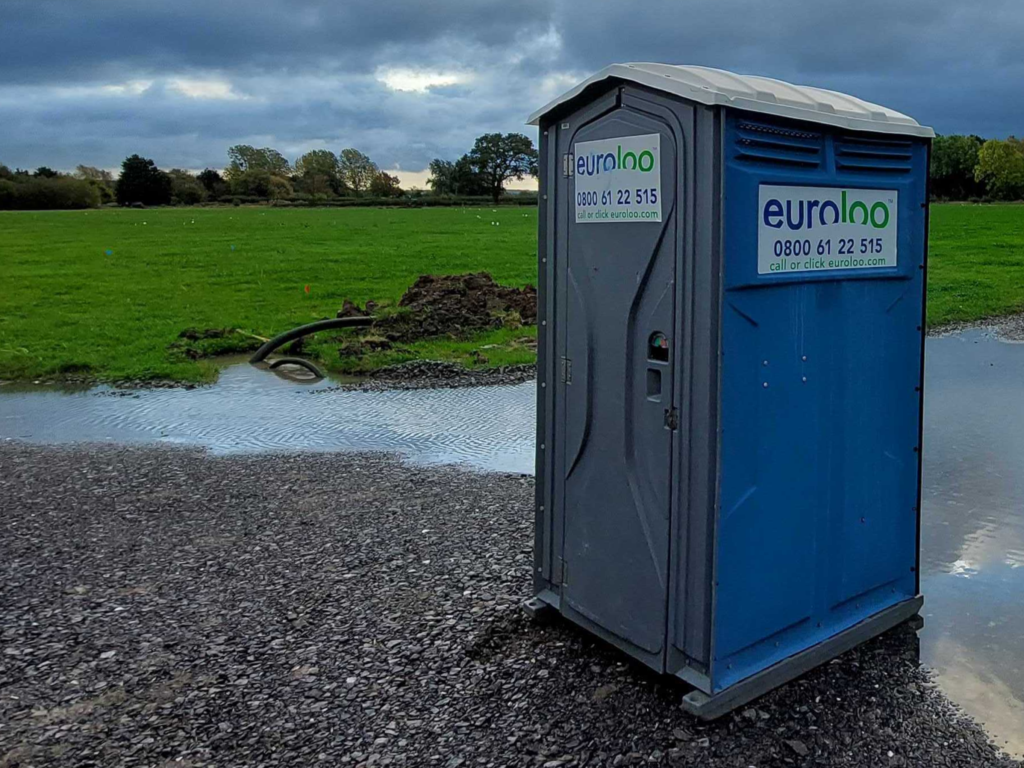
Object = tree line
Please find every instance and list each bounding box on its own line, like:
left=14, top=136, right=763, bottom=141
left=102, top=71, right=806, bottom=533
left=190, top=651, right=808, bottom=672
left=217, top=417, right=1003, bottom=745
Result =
left=0, top=132, right=539, bottom=210
left=931, top=134, right=1024, bottom=201
left=0, top=146, right=401, bottom=210
left=7, top=131, right=1024, bottom=210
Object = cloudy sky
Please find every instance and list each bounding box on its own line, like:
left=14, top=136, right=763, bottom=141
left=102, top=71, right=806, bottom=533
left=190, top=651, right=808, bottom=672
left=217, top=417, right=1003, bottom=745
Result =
left=2, top=0, right=1023, bottom=187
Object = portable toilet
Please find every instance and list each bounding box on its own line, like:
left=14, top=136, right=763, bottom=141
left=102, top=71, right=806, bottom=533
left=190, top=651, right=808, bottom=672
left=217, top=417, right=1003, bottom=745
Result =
left=525, top=64, right=932, bottom=718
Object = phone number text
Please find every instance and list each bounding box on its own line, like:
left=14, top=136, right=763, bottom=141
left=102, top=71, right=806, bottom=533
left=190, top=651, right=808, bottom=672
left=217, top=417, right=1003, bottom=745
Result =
left=577, top=188, right=659, bottom=207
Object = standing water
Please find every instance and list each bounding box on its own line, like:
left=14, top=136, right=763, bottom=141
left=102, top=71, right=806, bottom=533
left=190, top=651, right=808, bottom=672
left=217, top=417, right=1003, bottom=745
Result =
left=920, top=330, right=1024, bottom=756
left=0, top=365, right=535, bottom=474
left=1, top=331, right=1022, bottom=755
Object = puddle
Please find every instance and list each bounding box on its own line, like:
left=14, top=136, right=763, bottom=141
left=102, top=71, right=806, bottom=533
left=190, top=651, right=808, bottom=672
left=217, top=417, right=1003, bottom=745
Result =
left=1, top=331, right=1023, bottom=755
left=921, top=329, right=1024, bottom=757
left=0, top=363, right=535, bottom=474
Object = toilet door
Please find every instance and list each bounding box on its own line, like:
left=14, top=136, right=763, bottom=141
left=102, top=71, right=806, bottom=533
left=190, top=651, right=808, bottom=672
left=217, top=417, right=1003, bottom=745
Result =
left=559, top=107, right=678, bottom=667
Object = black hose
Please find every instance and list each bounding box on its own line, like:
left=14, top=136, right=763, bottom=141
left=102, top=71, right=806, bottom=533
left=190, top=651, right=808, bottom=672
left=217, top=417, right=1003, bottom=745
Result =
left=249, top=316, right=374, bottom=364
left=268, top=357, right=327, bottom=379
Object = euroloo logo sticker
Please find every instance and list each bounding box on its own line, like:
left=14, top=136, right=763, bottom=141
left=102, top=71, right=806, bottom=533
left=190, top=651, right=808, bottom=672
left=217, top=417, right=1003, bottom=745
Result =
left=757, top=185, right=898, bottom=274
left=574, top=134, right=661, bottom=223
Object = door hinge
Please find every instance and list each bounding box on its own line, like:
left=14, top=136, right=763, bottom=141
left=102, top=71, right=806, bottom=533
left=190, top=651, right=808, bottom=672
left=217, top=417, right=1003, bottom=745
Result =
left=665, top=407, right=679, bottom=430
left=562, top=153, right=575, bottom=178
left=561, top=357, right=573, bottom=384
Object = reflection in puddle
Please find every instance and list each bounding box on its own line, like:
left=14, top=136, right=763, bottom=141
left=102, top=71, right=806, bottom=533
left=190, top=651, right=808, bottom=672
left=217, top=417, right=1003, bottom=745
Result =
left=0, top=364, right=535, bottom=474
left=922, top=330, right=1024, bottom=757
left=1, top=330, right=1024, bottom=755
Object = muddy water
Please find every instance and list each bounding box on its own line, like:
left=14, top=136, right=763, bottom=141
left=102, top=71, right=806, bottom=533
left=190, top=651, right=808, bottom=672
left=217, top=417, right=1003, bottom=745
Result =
left=1, top=332, right=1022, bottom=755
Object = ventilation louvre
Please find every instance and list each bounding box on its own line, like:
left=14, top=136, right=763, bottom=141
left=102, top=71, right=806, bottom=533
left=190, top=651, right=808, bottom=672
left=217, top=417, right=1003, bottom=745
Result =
left=734, top=121, right=823, bottom=169
left=835, top=135, right=914, bottom=174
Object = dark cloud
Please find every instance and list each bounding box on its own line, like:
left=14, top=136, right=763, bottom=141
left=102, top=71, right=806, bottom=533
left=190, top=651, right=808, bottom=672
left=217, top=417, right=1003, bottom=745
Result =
left=2, top=0, right=1023, bottom=175
left=0, top=0, right=551, bottom=84
left=551, top=0, right=1024, bottom=137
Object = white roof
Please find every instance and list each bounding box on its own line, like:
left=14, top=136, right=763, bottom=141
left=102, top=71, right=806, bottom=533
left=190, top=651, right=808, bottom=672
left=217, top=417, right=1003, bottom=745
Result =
left=528, top=64, right=933, bottom=138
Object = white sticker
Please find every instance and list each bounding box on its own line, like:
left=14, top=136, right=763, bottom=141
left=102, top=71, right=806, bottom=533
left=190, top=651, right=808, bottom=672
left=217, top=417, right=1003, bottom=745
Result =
left=574, top=134, right=661, bottom=224
left=757, top=185, right=897, bottom=275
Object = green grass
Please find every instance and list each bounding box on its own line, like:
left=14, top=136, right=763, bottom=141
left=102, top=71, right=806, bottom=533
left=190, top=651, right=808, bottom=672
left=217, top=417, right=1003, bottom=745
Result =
left=927, top=203, right=1024, bottom=326
left=0, top=206, right=537, bottom=383
left=1, top=203, right=1023, bottom=384
left=329, top=325, right=538, bottom=374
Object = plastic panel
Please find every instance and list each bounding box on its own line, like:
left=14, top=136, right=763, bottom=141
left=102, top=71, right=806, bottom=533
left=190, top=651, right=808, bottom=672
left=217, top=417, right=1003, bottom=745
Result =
left=559, top=105, right=678, bottom=662
left=712, top=111, right=927, bottom=692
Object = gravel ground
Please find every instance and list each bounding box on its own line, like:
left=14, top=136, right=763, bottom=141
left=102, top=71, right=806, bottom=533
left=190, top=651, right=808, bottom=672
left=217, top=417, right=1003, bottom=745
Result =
left=1, top=443, right=1018, bottom=768
left=929, top=312, right=1024, bottom=341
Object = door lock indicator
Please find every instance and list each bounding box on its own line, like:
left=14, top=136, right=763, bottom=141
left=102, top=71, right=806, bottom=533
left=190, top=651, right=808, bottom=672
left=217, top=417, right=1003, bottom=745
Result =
left=648, top=332, right=669, bottom=362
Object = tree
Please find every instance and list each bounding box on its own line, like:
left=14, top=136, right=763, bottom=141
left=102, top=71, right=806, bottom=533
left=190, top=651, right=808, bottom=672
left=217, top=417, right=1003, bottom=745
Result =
left=75, top=165, right=113, bottom=183
left=427, top=156, right=487, bottom=196
left=0, top=163, right=14, bottom=181
left=75, top=165, right=115, bottom=204
left=116, top=154, right=172, bottom=206
left=0, top=177, right=100, bottom=210
left=931, top=135, right=984, bottom=200
left=339, top=148, right=378, bottom=194
left=33, top=166, right=59, bottom=179
left=197, top=169, right=227, bottom=198
left=294, top=149, right=343, bottom=197
left=229, top=169, right=273, bottom=197
left=975, top=138, right=1024, bottom=201
left=454, top=156, right=488, bottom=196
left=225, top=146, right=291, bottom=200
left=369, top=170, right=402, bottom=198
left=225, top=145, right=291, bottom=177
left=427, top=159, right=458, bottom=195
left=466, top=132, right=538, bottom=203
left=167, top=169, right=207, bottom=205
left=0, top=179, right=16, bottom=208
left=267, top=175, right=294, bottom=201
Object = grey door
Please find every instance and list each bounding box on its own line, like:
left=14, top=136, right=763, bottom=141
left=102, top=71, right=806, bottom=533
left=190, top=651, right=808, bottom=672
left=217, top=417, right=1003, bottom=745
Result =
left=560, top=108, right=678, bottom=666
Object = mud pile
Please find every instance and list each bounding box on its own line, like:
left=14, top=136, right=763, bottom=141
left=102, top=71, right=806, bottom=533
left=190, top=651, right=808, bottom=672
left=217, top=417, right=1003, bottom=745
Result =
left=401, top=272, right=535, bottom=324
left=338, top=272, right=537, bottom=356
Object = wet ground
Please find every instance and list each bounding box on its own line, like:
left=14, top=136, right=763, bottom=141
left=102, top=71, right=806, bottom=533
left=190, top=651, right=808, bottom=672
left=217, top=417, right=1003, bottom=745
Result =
left=0, top=364, right=536, bottom=474
left=4, top=444, right=1015, bottom=768
left=1, top=329, right=1023, bottom=756
left=919, top=330, right=1024, bottom=755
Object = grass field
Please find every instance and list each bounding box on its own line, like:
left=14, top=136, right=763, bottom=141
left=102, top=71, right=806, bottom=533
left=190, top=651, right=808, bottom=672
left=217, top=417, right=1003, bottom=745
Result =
left=1, top=203, right=1023, bottom=384
left=927, top=204, right=1024, bottom=325
left=0, top=207, right=538, bottom=383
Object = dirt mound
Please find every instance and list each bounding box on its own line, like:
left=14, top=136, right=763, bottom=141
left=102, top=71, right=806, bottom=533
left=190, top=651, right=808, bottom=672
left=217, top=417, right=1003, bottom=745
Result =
left=338, top=273, right=537, bottom=358
left=399, top=272, right=537, bottom=325
left=336, top=299, right=377, bottom=319
left=378, top=272, right=536, bottom=343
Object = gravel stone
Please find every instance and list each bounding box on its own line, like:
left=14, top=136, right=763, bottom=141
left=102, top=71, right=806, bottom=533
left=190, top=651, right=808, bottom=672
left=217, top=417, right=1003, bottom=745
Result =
left=929, top=311, right=1024, bottom=341
left=0, top=443, right=1019, bottom=767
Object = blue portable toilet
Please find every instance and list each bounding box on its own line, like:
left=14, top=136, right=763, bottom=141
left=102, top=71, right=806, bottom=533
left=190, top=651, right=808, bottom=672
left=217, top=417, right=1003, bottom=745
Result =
left=526, top=64, right=933, bottom=717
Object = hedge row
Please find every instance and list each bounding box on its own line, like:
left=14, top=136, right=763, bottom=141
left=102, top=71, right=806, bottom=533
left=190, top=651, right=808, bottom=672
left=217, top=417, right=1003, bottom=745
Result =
left=213, top=194, right=539, bottom=208
left=0, top=177, right=102, bottom=210
left=0, top=185, right=539, bottom=211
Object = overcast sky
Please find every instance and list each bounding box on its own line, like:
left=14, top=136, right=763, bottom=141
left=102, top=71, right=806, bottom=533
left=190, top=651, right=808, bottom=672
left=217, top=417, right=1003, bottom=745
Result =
left=2, top=0, right=1023, bottom=187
